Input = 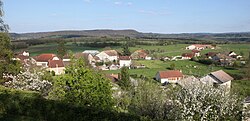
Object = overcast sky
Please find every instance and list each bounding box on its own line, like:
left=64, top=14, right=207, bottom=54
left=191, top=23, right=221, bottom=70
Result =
left=3, top=0, right=250, bottom=33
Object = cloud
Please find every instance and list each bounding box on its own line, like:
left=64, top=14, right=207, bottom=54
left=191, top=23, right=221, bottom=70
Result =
left=114, top=1, right=122, bottom=5
left=84, top=0, right=91, bottom=3
left=114, top=1, right=132, bottom=6
left=126, top=2, right=133, bottom=6
left=139, top=10, right=169, bottom=16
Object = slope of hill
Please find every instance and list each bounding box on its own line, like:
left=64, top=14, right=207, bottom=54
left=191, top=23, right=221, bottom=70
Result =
left=10, top=29, right=142, bottom=40
left=10, top=29, right=250, bottom=42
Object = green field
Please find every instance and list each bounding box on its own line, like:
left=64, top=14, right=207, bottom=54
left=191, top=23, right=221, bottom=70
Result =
left=104, top=60, right=243, bottom=79
left=18, top=43, right=249, bottom=79
left=23, top=42, right=250, bottom=59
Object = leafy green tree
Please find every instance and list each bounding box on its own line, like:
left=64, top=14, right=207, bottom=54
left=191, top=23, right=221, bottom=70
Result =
left=118, top=67, right=131, bottom=90
left=0, top=34, right=21, bottom=81
left=122, top=43, right=131, bottom=56
left=57, top=41, right=67, bottom=59
left=49, top=58, right=113, bottom=109
left=0, top=0, right=8, bottom=32
left=128, top=80, right=169, bottom=120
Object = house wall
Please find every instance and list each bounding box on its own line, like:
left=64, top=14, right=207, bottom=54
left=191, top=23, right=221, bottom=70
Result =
left=52, top=57, right=60, bottom=60
left=119, top=60, right=132, bottom=67
left=200, top=75, right=231, bottom=89
left=96, top=52, right=118, bottom=62
left=47, top=67, right=65, bottom=75
left=220, top=80, right=231, bottom=89
left=155, top=72, right=181, bottom=84
left=145, top=56, right=152, bottom=60
left=63, top=59, right=70, bottom=62
left=229, top=52, right=237, bottom=57
left=22, top=51, right=29, bottom=56
left=194, top=53, right=200, bottom=57
left=186, top=45, right=196, bottom=50
left=36, top=62, right=48, bottom=67
left=109, top=56, right=118, bottom=62
left=182, top=57, right=191, bottom=60
left=200, top=75, right=216, bottom=85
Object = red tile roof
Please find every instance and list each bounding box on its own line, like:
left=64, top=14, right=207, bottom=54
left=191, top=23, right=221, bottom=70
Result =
left=103, top=50, right=118, bottom=56
left=131, top=50, right=148, bottom=59
left=158, top=70, right=183, bottom=79
left=15, top=55, right=29, bottom=60
left=182, top=53, right=194, bottom=58
left=35, top=54, right=56, bottom=62
left=119, top=56, right=131, bottom=60
left=48, top=60, right=64, bottom=68
left=206, top=52, right=218, bottom=57
left=192, top=50, right=200, bottom=53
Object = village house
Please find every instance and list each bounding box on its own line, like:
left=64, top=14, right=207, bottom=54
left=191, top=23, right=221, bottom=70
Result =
left=186, top=44, right=214, bottom=50
left=205, top=52, right=218, bottom=59
left=13, top=51, right=30, bottom=61
left=200, top=70, right=233, bottom=89
left=145, top=56, right=152, bottom=60
left=161, top=56, right=171, bottom=61
left=96, top=50, right=119, bottom=62
left=74, top=52, right=95, bottom=64
left=15, top=50, right=30, bottom=57
left=109, top=64, right=119, bottom=70
left=192, top=50, right=201, bottom=57
left=131, top=50, right=148, bottom=60
left=62, top=54, right=71, bottom=62
left=212, top=53, right=236, bottom=66
left=182, top=53, right=194, bottom=60
left=34, top=54, right=59, bottom=67
left=228, top=51, right=237, bottom=57
left=227, top=51, right=243, bottom=59
left=119, top=56, right=132, bottom=68
left=82, top=50, right=100, bottom=56
left=47, top=59, right=65, bottom=75
left=155, top=70, right=184, bottom=84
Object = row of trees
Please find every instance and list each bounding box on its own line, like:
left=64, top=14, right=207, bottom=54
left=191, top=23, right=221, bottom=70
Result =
left=115, top=80, right=243, bottom=120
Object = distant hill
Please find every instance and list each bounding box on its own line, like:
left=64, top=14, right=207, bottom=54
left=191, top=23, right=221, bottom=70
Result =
left=10, top=29, right=142, bottom=40
left=10, top=29, right=250, bottom=42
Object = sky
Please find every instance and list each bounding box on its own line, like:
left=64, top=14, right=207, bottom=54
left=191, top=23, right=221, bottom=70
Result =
left=3, top=0, right=250, bottom=33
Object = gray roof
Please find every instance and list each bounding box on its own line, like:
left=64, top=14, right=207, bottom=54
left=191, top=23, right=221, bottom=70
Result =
left=210, top=70, right=234, bottom=83
left=245, top=96, right=250, bottom=103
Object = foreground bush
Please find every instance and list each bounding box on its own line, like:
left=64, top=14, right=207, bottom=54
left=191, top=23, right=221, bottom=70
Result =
left=0, top=87, right=140, bottom=121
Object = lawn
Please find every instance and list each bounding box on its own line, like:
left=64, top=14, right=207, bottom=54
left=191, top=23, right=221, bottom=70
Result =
left=21, top=42, right=250, bottom=59
left=232, top=80, right=250, bottom=98
left=103, top=60, right=243, bottom=79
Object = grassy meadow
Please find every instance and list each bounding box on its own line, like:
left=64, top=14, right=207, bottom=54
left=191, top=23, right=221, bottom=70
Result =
left=18, top=42, right=249, bottom=79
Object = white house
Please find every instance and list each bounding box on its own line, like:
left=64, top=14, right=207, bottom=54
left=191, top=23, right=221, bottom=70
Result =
left=109, top=64, right=119, bottom=70
left=145, top=56, right=152, bottom=60
left=200, top=70, right=233, bottom=89
left=96, top=50, right=119, bottom=62
left=83, top=50, right=100, bottom=56
left=47, top=59, right=65, bottom=75
left=186, top=44, right=214, bottom=50
left=186, top=45, right=196, bottom=50
left=35, top=54, right=59, bottom=67
left=119, top=56, right=132, bottom=68
left=192, top=50, right=201, bottom=57
left=155, top=70, right=184, bottom=84
left=75, top=53, right=95, bottom=64
left=228, top=51, right=237, bottom=57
